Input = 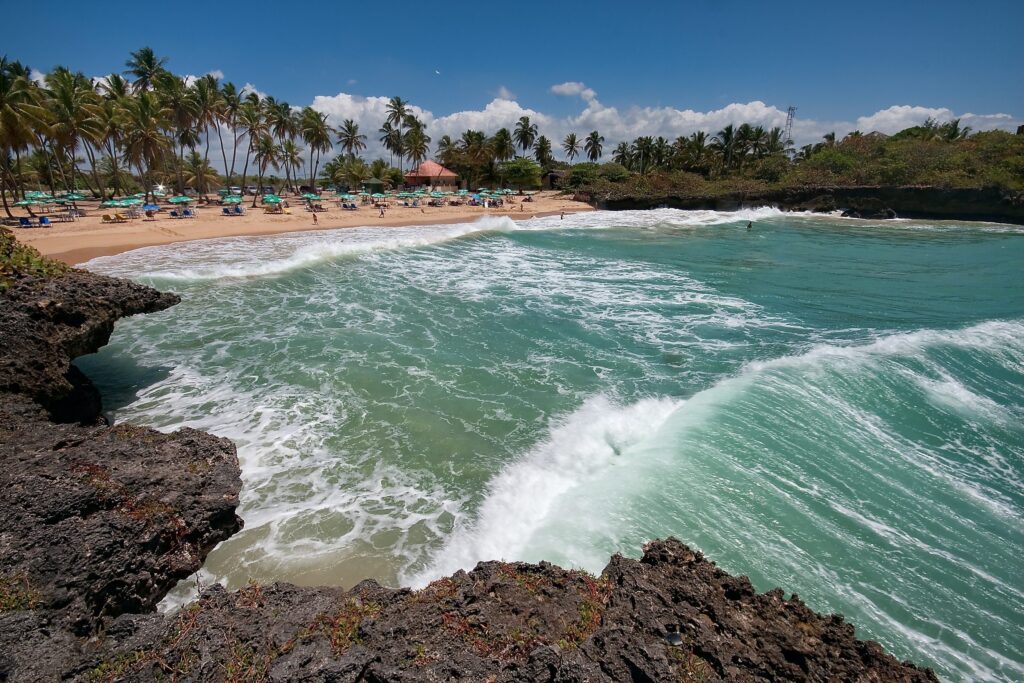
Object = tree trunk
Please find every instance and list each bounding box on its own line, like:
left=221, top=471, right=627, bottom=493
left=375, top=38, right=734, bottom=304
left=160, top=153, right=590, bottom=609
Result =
left=229, top=124, right=239, bottom=179
left=83, top=143, right=106, bottom=199
left=13, top=148, right=26, bottom=200
left=242, top=139, right=254, bottom=208
left=176, top=142, right=186, bottom=194
left=106, top=140, right=122, bottom=197
left=216, top=123, right=229, bottom=184
left=0, top=170, right=14, bottom=219
left=202, top=127, right=212, bottom=198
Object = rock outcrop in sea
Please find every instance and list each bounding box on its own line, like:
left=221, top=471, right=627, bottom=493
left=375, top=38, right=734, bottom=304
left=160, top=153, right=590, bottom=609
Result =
left=0, top=246, right=939, bottom=681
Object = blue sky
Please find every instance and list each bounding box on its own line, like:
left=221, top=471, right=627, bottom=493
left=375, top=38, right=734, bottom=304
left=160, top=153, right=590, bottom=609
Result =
left=7, top=0, right=1022, bottom=158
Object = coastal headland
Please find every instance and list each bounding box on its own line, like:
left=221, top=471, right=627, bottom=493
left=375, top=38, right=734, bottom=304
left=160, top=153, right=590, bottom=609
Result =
left=0, top=230, right=939, bottom=681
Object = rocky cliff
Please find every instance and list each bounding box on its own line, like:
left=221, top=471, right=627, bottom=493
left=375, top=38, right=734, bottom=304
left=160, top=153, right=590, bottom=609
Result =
left=595, top=185, right=1024, bottom=224
left=0, top=249, right=939, bottom=681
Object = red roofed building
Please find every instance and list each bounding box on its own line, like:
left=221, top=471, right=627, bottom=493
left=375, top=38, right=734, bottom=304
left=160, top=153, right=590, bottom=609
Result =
left=404, top=160, right=460, bottom=190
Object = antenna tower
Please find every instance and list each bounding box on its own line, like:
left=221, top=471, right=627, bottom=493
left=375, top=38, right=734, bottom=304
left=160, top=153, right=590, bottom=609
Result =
left=783, top=106, right=796, bottom=148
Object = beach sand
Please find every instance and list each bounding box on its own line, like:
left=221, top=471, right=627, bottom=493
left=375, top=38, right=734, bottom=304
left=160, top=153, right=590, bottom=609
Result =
left=11, top=191, right=593, bottom=265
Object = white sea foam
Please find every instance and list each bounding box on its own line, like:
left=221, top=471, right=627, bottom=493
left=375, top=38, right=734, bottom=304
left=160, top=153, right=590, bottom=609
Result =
left=412, top=318, right=1024, bottom=585
left=83, top=215, right=520, bottom=280
left=404, top=394, right=683, bottom=585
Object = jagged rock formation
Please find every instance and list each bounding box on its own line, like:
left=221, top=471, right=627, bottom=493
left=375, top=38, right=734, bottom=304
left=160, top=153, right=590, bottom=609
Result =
left=0, top=267, right=243, bottom=680
left=70, top=539, right=938, bottom=682
left=0, top=260, right=938, bottom=681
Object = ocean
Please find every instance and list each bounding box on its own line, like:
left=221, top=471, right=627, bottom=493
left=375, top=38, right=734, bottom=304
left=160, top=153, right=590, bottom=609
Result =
left=79, top=209, right=1024, bottom=681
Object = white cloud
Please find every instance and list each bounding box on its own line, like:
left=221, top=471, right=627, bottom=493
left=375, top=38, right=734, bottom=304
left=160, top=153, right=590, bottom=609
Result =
left=183, top=69, right=226, bottom=87
left=496, top=85, right=515, bottom=101
left=347, top=78, right=358, bottom=86
left=240, top=82, right=268, bottom=100
left=551, top=81, right=596, bottom=102
left=192, top=81, right=1021, bottom=170
left=29, top=69, right=46, bottom=85
left=854, top=105, right=1018, bottom=135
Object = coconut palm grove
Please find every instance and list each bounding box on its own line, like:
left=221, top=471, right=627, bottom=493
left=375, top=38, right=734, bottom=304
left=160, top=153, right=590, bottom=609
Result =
left=3, top=47, right=1022, bottom=218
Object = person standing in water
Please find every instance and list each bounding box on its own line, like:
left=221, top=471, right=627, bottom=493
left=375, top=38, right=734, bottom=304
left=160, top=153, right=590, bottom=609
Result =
left=747, top=221, right=753, bottom=231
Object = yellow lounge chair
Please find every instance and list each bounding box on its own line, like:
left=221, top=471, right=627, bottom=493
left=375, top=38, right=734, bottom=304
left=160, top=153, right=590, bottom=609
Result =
left=114, top=212, right=129, bottom=222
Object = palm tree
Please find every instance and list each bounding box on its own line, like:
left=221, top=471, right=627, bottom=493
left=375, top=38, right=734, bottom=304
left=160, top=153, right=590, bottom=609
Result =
left=378, top=121, right=401, bottom=168
left=404, top=119, right=431, bottom=169
left=632, top=136, right=654, bottom=174
left=336, top=118, right=366, bottom=157
left=435, top=134, right=458, bottom=169
left=263, top=97, right=296, bottom=192
left=300, top=107, right=332, bottom=191
left=533, top=135, right=554, bottom=169
left=184, top=150, right=218, bottom=193
left=43, top=68, right=104, bottom=195
left=0, top=58, right=39, bottom=212
left=254, top=134, right=279, bottom=199
left=584, top=131, right=604, bottom=162
left=218, top=82, right=241, bottom=180
left=154, top=72, right=198, bottom=193
left=385, top=96, right=409, bottom=171
left=652, top=136, right=671, bottom=169
left=513, top=116, right=538, bottom=158
left=711, top=124, right=738, bottom=171
left=236, top=101, right=264, bottom=206
left=491, top=128, right=515, bottom=162
left=97, top=73, right=132, bottom=101
left=121, top=90, right=170, bottom=201
left=192, top=74, right=221, bottom=196
left=939, top=118, right=971, bottom=141
left=611, top=141, right=632, bottom=167
left=279, top=138, right=303, bottom=191
left=124, top=47, right=168, bottom=92
left=561, top=133, right=580, bottom=163
left=342, top=155, right=370, bottom=190
left=95, top=98, right=126, bottom=197
left=765, top=127, right=788, bottom=157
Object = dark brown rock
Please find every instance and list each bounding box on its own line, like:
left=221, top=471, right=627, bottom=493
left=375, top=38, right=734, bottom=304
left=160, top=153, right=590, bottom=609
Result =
left=0, top=270, right=178, bottom=423
left=67, top=540, right=937, bottom=682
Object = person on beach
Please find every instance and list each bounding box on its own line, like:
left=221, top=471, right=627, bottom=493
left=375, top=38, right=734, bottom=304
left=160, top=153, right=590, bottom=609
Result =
left=747, top=221, right=753, bottom=231
left=312, top=213, right=318, bottom=225
left=561, top=211, right=565, bottom=220
left=379, top=205, right=386, bottom=218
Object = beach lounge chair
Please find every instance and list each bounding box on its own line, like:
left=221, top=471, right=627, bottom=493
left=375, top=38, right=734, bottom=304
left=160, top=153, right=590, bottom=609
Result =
left=234, top=206, right=244, bottom=215
left=222, top=207, right=232, bottom=216
left=114, top=212, right=130, bottom=222
left=38, top=217, right=51, bottom=227
left=183, top=208, right=195, bottom=218
left=102, top=214, right=115, bottom=224
left=18, top=217, right=32, bottom=228
left=169, top=210, right=179, bottom=218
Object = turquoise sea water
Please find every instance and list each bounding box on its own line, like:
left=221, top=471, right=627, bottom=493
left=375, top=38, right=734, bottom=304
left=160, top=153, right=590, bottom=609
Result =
left=79, top=209, right=1024, bottom=681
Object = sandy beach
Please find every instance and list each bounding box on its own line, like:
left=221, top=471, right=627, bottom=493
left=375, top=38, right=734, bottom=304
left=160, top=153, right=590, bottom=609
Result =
left=10, top=191, right=593, bottom=265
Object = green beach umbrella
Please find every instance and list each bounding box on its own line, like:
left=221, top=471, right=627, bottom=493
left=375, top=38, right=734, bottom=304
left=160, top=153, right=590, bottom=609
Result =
left=371, top=193, right=385, bottom=198
left=62, top=192, right=86, bottom=200
left=223, top=195, right=242, bottom=204
left=168, top=195, right=193, bottom=204
left=13, top=199, right=40, bottom=206
left=262, top=195, right=283, bottom=204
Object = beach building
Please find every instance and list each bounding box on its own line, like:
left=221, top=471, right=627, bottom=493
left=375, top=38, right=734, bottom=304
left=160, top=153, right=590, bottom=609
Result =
left=404, top=160, right=460, bottom=191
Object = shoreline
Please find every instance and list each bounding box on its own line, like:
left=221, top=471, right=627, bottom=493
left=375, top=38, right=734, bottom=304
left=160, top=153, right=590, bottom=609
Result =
left=8, top=191, right=593, bottom=265
left=54, top=209, right=591, bottom=265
